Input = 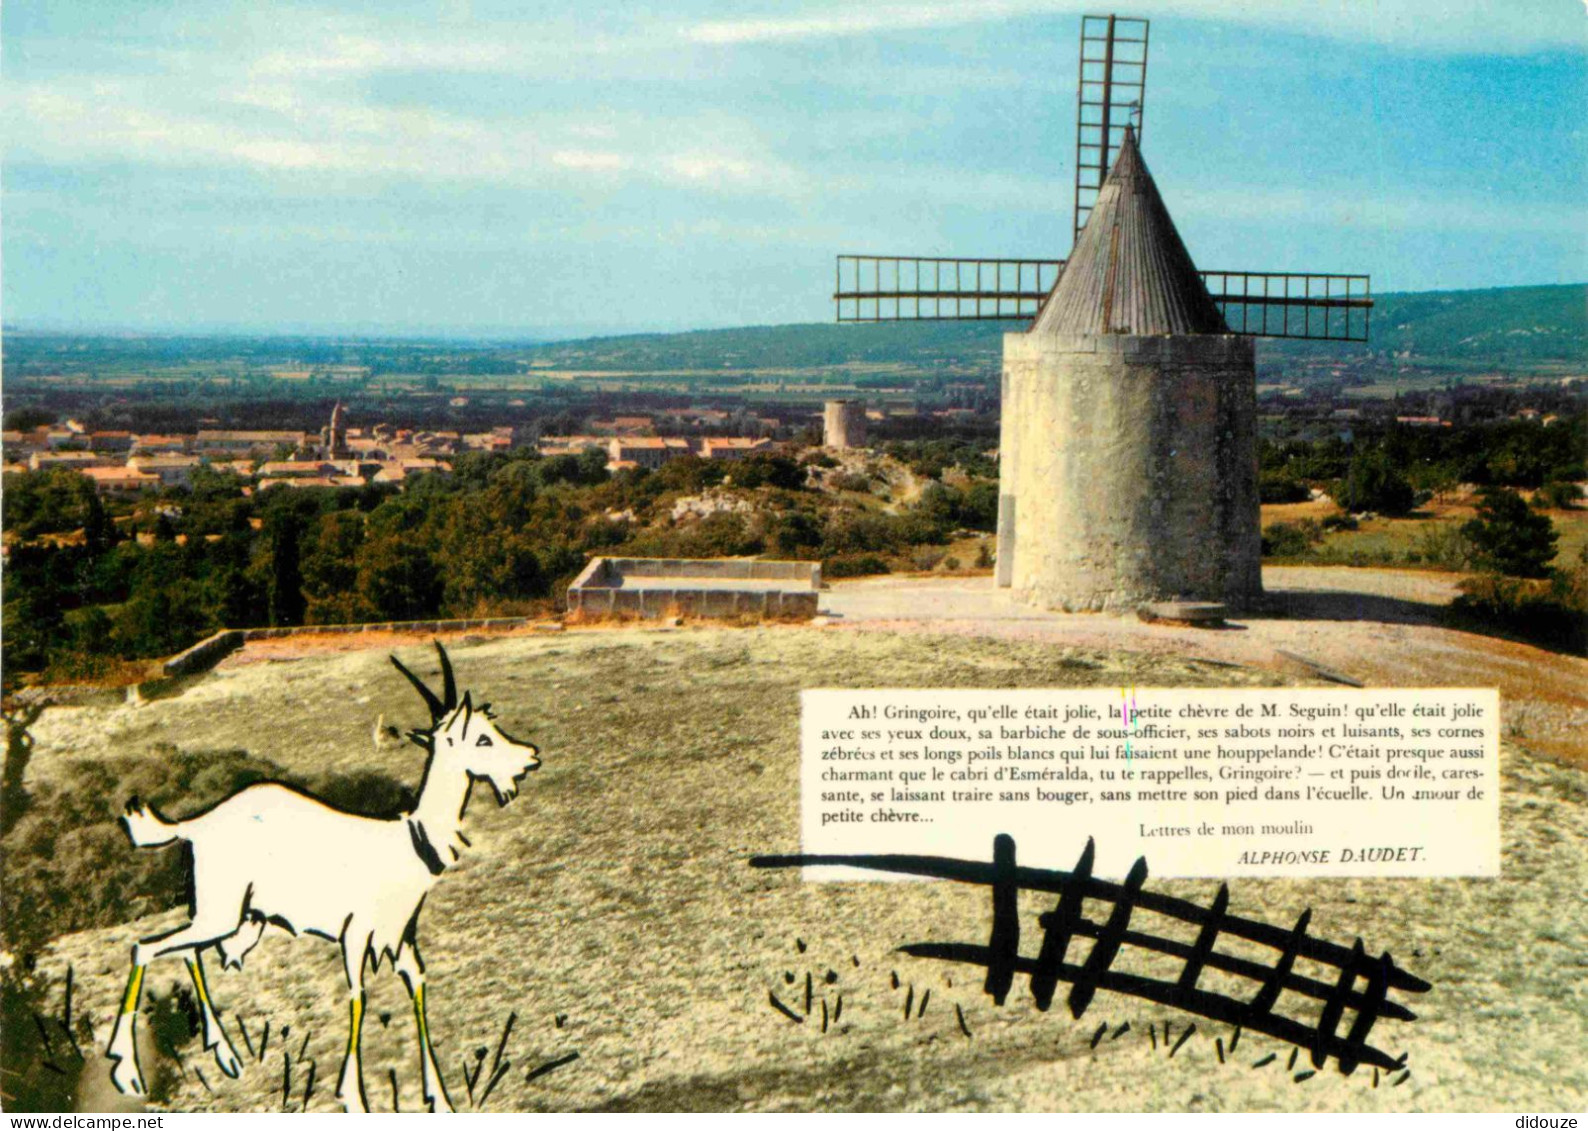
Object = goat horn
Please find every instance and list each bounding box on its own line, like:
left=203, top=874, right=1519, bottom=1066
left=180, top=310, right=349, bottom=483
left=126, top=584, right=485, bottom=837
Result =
left=435, top=641, right=457, bottom=712
left=390, top=654, right=444, bottom=722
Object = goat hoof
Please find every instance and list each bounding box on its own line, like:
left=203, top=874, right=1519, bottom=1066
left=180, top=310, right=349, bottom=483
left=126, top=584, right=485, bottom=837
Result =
left=109, top=1055, right=146, bottom=1096
left=337, top=1084, right=367, bottom=1114
left=214, top=1041, right=243, bottom=1078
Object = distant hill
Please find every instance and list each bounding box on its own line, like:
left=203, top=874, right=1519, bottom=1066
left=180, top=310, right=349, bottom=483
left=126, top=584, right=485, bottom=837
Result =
left=1363, top=284, right=1585, bottom=363
left=525, top=320, right=1009, bottom=372
left=524, top=283, right=1586, bottom=374
left=4, top=283, right=1580, bottom=386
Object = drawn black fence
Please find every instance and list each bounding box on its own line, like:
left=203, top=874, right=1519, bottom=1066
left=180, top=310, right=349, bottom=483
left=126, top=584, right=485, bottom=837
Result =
left=751, top=835, right=1429, bottom=1074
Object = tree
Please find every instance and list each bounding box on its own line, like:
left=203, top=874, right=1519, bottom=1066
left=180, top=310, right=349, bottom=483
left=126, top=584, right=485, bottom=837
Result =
left=2, top=584, right=64, bottom=676
left=301, top=511, right=368, bottom=624
left=355, top=533, right=441, bottom=622
left=112, top=578, right=217, bottom=658
left=917, top=482, right=961, bottom=526
left=1336, top=449, right=1415, bottom=515
left=1259, top=470, right=1310, bottom=504
left=1461, top=487, right=1558, bottom=578
left=81, top=489, right=115, bottom=555
left=1, top=470, right=102, bottom=540
left=265, top=510, right=307, bottom=627
left=2, top=406, right=55, bottom=431
left=961, top=482, right=999, bottom=531
left=1407, top=460, right=1461, bottom=505
left=433, top=502, right=546, bottom=614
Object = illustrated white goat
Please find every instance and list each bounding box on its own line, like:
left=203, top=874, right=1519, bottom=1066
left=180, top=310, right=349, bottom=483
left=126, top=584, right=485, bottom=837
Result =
left=105, top=643, right=541, bottom=1112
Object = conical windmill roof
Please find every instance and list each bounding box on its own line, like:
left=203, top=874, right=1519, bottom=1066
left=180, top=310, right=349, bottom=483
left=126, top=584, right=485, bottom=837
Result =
left=1032, top=125, right=1228, bottom=336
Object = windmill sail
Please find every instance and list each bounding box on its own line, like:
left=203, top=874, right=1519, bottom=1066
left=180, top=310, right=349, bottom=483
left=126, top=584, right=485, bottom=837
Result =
left=833, top=256, right=1065, bottom=322
left=831, top=13, right=1372, bottom=341
left=834, top=255, right=1371, bottom=340
left=1075, top=15, right=1149, bottom=249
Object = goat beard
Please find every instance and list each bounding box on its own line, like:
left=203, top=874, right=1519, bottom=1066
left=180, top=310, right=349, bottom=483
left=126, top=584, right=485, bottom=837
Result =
left=489, top=775, right=529, bottom=807
left=476, top=766, right=535, bottom=808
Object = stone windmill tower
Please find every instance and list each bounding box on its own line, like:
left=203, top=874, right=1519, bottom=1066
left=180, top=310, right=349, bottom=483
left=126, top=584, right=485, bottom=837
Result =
left=1002, top=123, right=1259, bottom=611
left=832, top=14, right=1371, bottom=614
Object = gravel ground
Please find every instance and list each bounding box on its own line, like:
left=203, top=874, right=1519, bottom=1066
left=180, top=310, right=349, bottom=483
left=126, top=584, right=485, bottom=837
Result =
left=17, top=617, right=1587, bottom=1114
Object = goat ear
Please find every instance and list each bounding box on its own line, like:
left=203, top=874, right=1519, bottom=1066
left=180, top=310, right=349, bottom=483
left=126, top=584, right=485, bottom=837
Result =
left=434, top=641, right=457, bottom=713
left=391, top=654, right=444, bottom=722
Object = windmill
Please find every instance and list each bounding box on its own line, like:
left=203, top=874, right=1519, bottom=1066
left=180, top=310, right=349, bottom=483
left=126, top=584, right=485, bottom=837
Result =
left=830, top=14, right=1373, bottom=614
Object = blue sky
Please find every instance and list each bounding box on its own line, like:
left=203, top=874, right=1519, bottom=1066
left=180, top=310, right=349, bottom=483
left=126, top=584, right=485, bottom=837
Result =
left=4, top=1, right=1585, bottom=338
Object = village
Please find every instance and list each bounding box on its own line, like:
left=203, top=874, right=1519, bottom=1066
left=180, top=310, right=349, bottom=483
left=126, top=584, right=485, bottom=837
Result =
left=0, top=401, right=874, bottom=497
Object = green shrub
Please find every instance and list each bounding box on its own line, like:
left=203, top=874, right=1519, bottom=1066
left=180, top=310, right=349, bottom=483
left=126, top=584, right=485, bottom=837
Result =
left=1261, top=520, right=1324, bottom=558
left=1461, top=487, right=1558, bottom=578
left=767, top=510, right=823, bottom=557
left=1537, top=480, right=1582, bottom=509
left=1451, top=570, right=1586, bottom=654
left=727, top=456, right=805, bottom=491
left=1415, top=523, right=1475, bottom=571
left=824, top=554, right=892, bottom=579
left=1337, top=450, right=1416, bottom=515
left=1259, top=471, right=1310, bottom=504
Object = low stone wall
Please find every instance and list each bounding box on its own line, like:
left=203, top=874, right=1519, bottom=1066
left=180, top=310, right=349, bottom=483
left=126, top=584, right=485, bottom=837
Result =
left=237, top=616, right=536, bottom=641
left=163, top=630, right=245, bottom=676
left=161, top=560, right=819, bottom=676
left=568, top=557, right=821, bottom=620
left=162, top=617, right=550, bottom=677
left=581, top=557, right=821, bottom=584
left=569, top=586, right=818, bottom=619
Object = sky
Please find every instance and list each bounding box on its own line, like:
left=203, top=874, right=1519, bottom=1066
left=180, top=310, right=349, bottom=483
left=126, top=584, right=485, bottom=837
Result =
left=3, top=0, right=1585, bottom=338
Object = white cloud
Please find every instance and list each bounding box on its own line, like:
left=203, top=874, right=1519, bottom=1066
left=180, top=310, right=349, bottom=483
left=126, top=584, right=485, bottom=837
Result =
left=665, top=152, right=763, bottom=183
left=684, top=0, right=1586, bottom=55
left=243, top=18, right=646, bottom=80
left=550, top=150, right=630, bottom=172
left=687, top=3, right=1006, bottom=45
left=228, top=139, right=337, bottom=171
left=7, top=72, right=796, bottom=200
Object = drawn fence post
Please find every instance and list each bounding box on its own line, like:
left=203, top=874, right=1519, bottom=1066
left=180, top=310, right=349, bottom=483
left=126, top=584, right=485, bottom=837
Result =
left=984, top=834, right=1020, bottom=1005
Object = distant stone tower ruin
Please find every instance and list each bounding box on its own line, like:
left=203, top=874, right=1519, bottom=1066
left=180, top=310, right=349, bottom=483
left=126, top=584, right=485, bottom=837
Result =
left=995, top=127, right=1261, bottom=612
left=823, top=400, right=867, bottom=450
